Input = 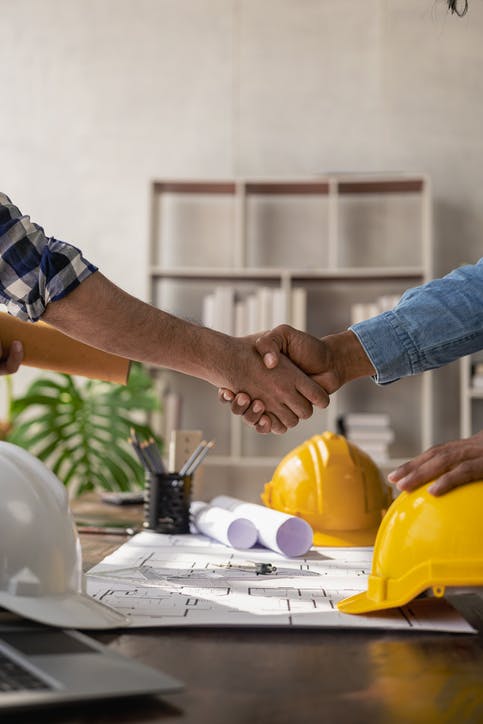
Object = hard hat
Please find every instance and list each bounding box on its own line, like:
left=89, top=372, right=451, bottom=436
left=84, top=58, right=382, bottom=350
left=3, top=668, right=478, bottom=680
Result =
left=261, top=431, right=391, bottom=547
left=338, top=480, right=483, bottom=614
left=0, top=441, right=127, bottom=629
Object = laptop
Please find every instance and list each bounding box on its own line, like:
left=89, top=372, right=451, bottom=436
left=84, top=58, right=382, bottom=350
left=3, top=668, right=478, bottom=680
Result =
left=0, top=617, right=183, bottom=713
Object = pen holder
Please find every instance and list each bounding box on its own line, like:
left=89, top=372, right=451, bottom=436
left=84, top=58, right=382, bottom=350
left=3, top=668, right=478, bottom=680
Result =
left=144, top=472, right=192, bottom=534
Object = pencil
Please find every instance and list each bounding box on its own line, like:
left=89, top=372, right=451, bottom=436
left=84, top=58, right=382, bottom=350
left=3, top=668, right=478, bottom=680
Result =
left=185, top=440, right=215, bottom=475
left=179, top=440, right=207, bottom=476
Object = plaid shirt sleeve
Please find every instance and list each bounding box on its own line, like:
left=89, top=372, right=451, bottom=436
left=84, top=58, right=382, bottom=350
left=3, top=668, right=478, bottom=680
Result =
left=0, top=193, right=98, bottom=322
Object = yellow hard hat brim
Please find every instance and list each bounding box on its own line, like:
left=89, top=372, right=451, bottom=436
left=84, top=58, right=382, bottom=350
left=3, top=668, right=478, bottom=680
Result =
left=313, top=527, right=379, bottom=548
left=337, top=590, right=391, bottom=614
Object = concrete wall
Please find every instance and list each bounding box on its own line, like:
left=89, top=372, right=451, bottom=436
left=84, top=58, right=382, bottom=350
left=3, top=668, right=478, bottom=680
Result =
left=1, top=0, right=482, bottom=442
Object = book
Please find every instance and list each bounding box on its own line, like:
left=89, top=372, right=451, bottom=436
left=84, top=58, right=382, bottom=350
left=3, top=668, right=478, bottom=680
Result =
left=291, top=287, right=307, bottom=331
left=345, top=428, right=395, bottom=444
left=214, top=287, right=234, bottom=335
left=342, top=412, right=391, bottom=428
left=246, top=293, right=259, bottom=335
left=234, top=299, right=247, bottom=337
left=202, top=293, right=216, bottom=329
left=272, top=288, right=289, bottom=328
left=257, top=287, right=273, bottom=331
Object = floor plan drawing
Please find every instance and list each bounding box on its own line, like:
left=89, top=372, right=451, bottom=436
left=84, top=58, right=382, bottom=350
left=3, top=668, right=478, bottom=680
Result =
left=86, top=531, right=475, bottom=633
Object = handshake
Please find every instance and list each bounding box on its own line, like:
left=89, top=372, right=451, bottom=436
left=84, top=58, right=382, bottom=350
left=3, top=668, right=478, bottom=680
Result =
left=217, top=324, right=375, bottom=435
left=216, top=323, right=483, bottom=500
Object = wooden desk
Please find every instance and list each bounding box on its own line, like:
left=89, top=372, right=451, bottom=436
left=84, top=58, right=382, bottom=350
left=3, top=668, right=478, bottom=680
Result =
left=11, top=498, right=483, bottom=724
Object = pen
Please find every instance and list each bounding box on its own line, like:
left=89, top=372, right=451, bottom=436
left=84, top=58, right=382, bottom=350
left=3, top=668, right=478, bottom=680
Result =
left=77, top=525, right=138, bottom=536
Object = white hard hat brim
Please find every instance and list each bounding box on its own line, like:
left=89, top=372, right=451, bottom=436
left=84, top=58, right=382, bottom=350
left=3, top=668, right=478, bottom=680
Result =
left=0, top=590, right=129, bottom=630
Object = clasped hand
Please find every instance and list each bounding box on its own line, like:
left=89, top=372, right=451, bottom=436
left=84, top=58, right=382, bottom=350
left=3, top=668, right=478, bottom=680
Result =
left=219, top=324, right=483, bottom=498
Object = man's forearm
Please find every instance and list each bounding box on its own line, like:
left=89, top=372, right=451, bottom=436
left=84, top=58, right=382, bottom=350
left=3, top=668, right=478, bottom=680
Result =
left=42, top=271, right=228, bottom=386
left=323, top=330, right=376, bottom=389
left=42, top=271, right=329, bottom=428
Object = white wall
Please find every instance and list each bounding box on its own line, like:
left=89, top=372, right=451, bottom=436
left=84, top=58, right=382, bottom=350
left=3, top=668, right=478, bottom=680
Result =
left=1, top=0, right=482, bottom=442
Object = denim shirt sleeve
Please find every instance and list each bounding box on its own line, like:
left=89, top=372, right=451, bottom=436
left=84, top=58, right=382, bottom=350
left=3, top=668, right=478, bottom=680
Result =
left=0, top=193, right=97, bottom=322
left=349, top=258, right=483, bottom=384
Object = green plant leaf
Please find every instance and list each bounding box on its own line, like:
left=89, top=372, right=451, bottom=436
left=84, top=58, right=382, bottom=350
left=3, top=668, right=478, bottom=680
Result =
left=8, top=362, right=161, bottom=497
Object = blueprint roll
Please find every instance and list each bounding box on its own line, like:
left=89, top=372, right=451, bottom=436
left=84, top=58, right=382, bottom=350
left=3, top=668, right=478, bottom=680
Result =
left=211, top=496, right=313, bottom=557
left=0, top=312, right=129, bottom=384
left=190, top=501, right=258, bottom=549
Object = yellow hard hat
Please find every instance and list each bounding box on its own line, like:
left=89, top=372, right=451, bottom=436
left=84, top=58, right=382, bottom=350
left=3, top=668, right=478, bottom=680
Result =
left=261, top=431, right=391, bottom=547
left=338, top=480, right=483, bottom=614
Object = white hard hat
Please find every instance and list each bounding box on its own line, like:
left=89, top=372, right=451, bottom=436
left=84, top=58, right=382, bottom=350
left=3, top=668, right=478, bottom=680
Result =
left=0, top=441, right=127, bottom=629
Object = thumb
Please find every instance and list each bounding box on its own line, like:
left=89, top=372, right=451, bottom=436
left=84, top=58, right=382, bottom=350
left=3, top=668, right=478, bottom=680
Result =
left=255, top=331, right=284, bottom=369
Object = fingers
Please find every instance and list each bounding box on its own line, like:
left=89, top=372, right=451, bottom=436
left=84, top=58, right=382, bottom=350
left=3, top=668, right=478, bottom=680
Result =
left=426, top=459, right=483, bottom=495
left=257, top=412, right=286, bottom=435
left=296, top=375, right=329, bottom=410
left=0, top=340, right=23, bottom=375
left=217, top=389, right=276, bottom=433
left=274, top=355, right=328, bottom=419
left=218, top=388, right=235, bottom=404
left=231, top=397, right=285, bottom=433
left=388, top=448, right=440, bottom=492
left=219, top=334, right=329, bottom=434
left=231, top=394, right=260, bottom=417
left=388, top=434, right=483, bottom=496
left=254, top=414, right=274, bottom=434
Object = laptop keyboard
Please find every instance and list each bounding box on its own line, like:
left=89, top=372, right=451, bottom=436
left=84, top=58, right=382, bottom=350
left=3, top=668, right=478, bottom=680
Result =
left=0, top=650, right=50, bottom=692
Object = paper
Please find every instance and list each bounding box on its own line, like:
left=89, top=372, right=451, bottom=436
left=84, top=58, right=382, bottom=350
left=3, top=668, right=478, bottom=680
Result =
left=0, top=312, right=129, bottom=384
left=211, top=495, right=313, bottom=557
left=190, top=501, right=258, bottom=549
left=86, top=531, right=475, bottom=633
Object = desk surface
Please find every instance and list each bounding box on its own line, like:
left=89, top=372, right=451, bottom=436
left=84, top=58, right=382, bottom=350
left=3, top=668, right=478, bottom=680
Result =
left=11, top=497, right=483, bottom=724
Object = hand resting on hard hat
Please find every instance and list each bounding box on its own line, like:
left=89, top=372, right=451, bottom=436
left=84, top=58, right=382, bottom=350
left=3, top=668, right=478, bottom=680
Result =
left=0, top=340, right=23, bottom=375
left=388, top=430, right=483, bottom=496
left=218, top=325, right=375, bottom=433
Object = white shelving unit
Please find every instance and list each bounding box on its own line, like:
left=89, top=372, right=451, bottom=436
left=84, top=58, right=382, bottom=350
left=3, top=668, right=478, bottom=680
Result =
left=460, top=354, right=483, bottom=439
left=148, top=175, right=433, bottom=497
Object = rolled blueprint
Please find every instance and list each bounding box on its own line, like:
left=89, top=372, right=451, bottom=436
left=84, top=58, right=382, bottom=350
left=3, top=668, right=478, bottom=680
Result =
left=211, top=495, right=313, bottom=557
left=0, top=312, right=130, bottom=384
left=190, top=501, right=258, bottom=549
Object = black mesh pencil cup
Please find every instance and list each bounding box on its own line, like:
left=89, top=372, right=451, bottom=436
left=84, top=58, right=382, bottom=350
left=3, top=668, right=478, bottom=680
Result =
left=144, top=472, right=192, bottom=534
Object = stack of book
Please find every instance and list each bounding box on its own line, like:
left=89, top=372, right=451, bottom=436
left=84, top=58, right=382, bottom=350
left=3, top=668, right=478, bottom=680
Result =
left=202, top=286, right=307, bottom=336
left=471, top=362, right=483, bottom=389
left=337, top=412, right=394, bottom=463
left=350, top=294, right=400, bottom=325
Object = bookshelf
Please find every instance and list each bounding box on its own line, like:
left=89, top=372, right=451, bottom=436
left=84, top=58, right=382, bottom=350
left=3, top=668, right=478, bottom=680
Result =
left=460, top=354, right=483, bottom=439
left=148, top=174, right=433, bottom=497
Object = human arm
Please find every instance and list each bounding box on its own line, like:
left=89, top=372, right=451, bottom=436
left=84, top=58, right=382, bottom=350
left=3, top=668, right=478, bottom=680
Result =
left=42, top=273, right=329, bottom=430
left=222, top=259, right=483, bottom=426
left=388, top=431, right=483, bottom=496
left=256, top=260, right=483, bottom=384
left=0, top=192, right=328, bottom=430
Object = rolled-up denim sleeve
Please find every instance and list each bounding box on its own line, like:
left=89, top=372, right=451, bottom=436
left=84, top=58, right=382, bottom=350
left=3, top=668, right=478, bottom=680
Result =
left=350, top=258, right=483, bottom=384
left=0, top=194, right=97, bottom=322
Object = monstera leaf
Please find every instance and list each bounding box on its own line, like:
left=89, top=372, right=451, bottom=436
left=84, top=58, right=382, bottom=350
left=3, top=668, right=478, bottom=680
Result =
left=8, top=362, right=161, bottom=497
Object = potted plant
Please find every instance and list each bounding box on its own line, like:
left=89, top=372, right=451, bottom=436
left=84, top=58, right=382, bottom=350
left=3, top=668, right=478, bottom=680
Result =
left=6, top=362, right=162, bottom=498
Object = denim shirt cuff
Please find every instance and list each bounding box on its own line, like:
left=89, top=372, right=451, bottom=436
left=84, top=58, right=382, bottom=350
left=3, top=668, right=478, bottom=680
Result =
left=349, top=311, right=418, bottom=385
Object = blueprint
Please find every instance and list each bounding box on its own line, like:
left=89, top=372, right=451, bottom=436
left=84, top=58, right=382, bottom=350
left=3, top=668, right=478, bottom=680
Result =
left=86, top=530, right=475, bottom=633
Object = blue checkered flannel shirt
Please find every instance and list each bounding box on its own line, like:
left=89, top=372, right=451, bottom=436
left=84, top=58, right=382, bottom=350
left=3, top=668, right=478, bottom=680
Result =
left=0, top=193, right=97, bottom=321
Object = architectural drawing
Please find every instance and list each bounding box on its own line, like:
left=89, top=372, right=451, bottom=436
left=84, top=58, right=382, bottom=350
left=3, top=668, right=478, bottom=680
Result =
left=86, top=531, right=474, bottom=633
